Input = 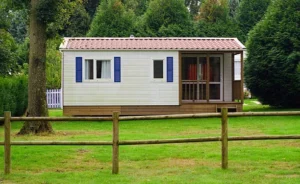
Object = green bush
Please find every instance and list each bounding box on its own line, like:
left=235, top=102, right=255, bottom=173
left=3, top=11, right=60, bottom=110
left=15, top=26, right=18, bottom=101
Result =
left=0, top=75, right=28, bottom=123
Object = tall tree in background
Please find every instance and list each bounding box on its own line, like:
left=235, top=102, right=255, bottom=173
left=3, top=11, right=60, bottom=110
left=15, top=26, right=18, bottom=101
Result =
left=197, top=0, right=228, bottom=22
left=228, top=0, right=239, bottom=18
left=236, top=0, right=271, bottom=42
left=84, top=0, right=100, bottom=18
left=194, top=0, right=242, bottom=39
left=9, top=9, right=28, bottom=43
left=245, top=0, right=300, bottom=107
left=60, top=3, right=91, bottom=37
left=141, top=0, right=193, bottom=37
left=122, top=0, right=149, bottom=16
left=87, top=0, right=135, bottom=37
left=185, top=0, right=202, bottom=18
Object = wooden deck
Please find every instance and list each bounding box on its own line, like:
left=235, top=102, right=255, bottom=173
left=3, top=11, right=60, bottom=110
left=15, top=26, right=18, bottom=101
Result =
left=63, top=103, right=243, bottom=116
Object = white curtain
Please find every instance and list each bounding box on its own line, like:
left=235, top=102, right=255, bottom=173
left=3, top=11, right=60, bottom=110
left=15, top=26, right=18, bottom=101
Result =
left=101, top=60, right=111, bottom=79
left=85, top=60, right=93, bottom=80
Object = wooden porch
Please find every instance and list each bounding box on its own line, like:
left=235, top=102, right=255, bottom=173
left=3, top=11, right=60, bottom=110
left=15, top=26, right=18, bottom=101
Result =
left=179, top=51, right=244, bottom=107
left=63, top=103, right=243, bottom=116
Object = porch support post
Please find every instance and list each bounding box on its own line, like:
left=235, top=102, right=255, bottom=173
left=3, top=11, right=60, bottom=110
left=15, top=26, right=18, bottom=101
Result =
left=179, top=52, right=182, bottom=105
left=206, top=54, right=210, bottom=102
left=231, top=53, right=235, bottom=102
left=240, top=52, right=244, bottom=104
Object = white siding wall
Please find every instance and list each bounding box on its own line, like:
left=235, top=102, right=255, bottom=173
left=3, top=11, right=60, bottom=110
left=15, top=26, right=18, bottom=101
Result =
left=63, top=51, right=179, bottom=106
left=224, top=53, right=232, bottom=101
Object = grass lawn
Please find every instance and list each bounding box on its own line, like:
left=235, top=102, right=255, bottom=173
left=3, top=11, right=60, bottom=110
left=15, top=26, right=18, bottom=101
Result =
left=243, top=99, right=300, bottom=112
left=0, top=101, right=299, bottom=183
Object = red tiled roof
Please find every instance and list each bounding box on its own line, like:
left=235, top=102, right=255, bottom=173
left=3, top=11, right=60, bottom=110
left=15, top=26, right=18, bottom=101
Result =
left=61, top=37, right=245, bottom=51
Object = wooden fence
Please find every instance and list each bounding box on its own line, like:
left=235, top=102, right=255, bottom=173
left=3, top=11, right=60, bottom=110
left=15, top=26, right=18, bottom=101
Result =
left=1, top=110, right=300, bottom=175
left=46, top=89, right=62, bottom=109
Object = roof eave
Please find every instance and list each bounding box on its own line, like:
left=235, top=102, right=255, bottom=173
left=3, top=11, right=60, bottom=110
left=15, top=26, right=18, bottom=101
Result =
left=59, top=48, right=245, bottom=52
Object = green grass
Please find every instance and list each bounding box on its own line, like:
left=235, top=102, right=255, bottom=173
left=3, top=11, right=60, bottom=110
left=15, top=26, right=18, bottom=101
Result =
left=0, top=105, right=299, bottom=183
left=243, top=99, right=300, bottom=112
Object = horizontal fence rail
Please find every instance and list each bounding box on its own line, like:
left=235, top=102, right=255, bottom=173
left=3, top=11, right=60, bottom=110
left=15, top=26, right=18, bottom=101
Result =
left=1, top=135, right=300, bottom=146
left=1, top=111, right=300, bottom=122
left=1, top=110, right=300, bottom=175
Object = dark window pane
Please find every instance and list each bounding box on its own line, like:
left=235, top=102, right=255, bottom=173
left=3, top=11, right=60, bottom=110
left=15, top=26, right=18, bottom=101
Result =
left=154, top=60, right=163, bottom=78
left=97, top=60, right=102, bottom=78
left=88, top=60, right=93, bottom=79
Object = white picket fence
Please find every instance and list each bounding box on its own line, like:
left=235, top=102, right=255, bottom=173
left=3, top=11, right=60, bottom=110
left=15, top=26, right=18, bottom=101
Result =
left=46, top=89, right=62, bottom=109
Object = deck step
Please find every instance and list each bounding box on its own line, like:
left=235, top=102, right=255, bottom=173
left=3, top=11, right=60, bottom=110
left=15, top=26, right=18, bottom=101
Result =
left=216, top=106, right=237, bottom=113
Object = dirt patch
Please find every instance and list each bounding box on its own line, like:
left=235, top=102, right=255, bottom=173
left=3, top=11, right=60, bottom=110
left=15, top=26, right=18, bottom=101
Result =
left=149, top=158, right=219, bottom=168
left=275, top=140, right=300, bottom=148
left=178, top=129, right=219, bottom=135
left=9, top=130, right=111, bottom=141
left=177, top=128, right=263, bottom=137
left=265, top=174, right=300, bottom=178
left=229, top=128, right=263, bottom=136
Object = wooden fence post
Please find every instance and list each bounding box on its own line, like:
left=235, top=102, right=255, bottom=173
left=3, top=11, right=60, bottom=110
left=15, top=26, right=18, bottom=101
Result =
left=221, top=108, right=228, bottom=169
left=4, top=111, right=11, bottom=174
left=112, top=111, right=120, bottom=174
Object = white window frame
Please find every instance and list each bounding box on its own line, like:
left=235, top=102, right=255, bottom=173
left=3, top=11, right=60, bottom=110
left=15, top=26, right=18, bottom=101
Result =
left=151, top=58, right=166, bottom=82
left=83, top=59, right=113, bottom=83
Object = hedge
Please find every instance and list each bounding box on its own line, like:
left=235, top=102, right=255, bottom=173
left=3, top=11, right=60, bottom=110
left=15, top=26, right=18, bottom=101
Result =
left=0, top=75, right=28, bottom=121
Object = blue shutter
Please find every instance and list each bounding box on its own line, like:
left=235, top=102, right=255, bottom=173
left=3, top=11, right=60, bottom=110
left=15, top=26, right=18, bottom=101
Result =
left=114, top=57, right=121, bottom=82
left=75, top=57, right=82, bottom=83
left=167, top=57, right=173, bottom=82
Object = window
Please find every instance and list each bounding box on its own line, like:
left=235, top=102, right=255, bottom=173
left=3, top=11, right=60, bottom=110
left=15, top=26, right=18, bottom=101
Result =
left=153, top=60, right=163, bottom=79
left=96, top=60, right=111, bottom=79
left=84, top=59, right=111, bottom=80
left=85, top=59, right=93, bottom=80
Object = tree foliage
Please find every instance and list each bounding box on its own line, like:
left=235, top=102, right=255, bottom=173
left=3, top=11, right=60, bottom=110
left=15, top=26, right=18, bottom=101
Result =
left=8, top=9, right=28, bottom=43
left=87, top=0, right=135, bottom=37
left=141, top=0, right=193, bottom=37
left=236, top=0, right=271, bottom=43
left=0, top=30, right=17, bottom=76
left=195, top=18, right=242, bottom=38
left=0, top=76, right=28, bottom=121
left=59, top=3, right=91, bottom=37
left=228, top=0, right=239, bottom=18
left=185, top=0, right=201, bottom=18
left=84, top=0, right=100, bottom=18
left=245, top=0, right=300, bottom=107
left=194, top=0, right=241, bottom=39
left=197, top=0, right=228, bottom=22
left=122, top=0, right=149, bottom=16
left=46, top=37, right=62, bottom=89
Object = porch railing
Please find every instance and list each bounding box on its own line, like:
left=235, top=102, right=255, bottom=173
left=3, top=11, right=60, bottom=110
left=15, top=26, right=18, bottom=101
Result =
left=182, top=80, right=206, bottom=102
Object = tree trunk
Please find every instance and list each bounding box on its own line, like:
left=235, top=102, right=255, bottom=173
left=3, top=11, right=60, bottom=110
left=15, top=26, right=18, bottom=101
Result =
left=18, top=0, right=53, bottom=135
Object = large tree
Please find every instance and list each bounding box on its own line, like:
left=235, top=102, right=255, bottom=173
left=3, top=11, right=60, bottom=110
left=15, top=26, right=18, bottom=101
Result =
left=16, top=0, right=79, bottom=134
left=245, top=0, right=300, bottom=107
left=18, top=0, right=52, bottom=134
left=236, top=0, right=271, bottom=43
